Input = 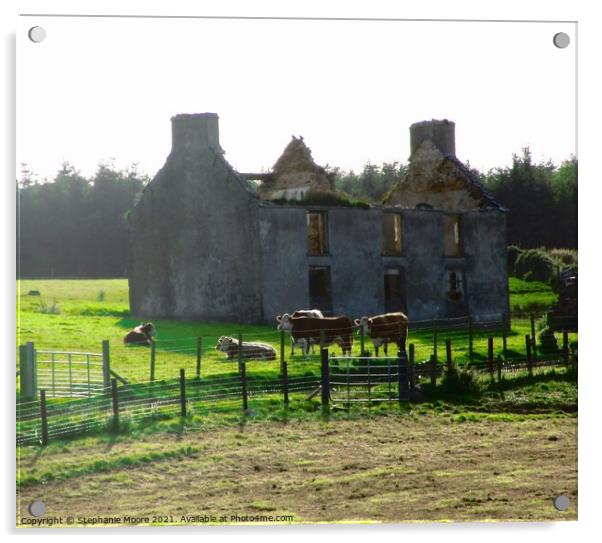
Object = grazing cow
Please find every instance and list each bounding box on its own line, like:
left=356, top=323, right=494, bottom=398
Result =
left=354, top=312, right=409, bottom=356
left=215, top=336, right=276, bottom=361
left=276, top=309, right=324, bottom=355
left=277, top=315, right=353, bottom=356
left=123, top=322, right=156, bottom=346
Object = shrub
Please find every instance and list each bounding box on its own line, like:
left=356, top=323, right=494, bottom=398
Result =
left=441, top=365, right=481, bottom=396
left=271, top=188, right=371, bottom=209
left=507, top=245, right=523, bottom=275
left=515, top=248, right=558, bottom=283
left=549, top=248, right=578, bottom=267
left=38, top=298, right=60, bottom=315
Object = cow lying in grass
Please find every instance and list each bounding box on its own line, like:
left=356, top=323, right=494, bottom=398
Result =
left=123, top=322, right=156, bottom=346
left=215, top=336, right=277, bottom=361
left=354, top=312, right=409, bottom=356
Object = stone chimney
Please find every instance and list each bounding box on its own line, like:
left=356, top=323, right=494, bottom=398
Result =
left=410, top=119, right=455, bottom=157
left=171, top=113, right=224, bottom=154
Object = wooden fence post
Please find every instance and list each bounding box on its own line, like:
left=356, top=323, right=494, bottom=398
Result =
left=445, top=338, right=453, bottom=372
left=238, top=332, right=248, bottom=413
left=320, top=348, right=330, bottom=412
left=150, top=342, right=156, bottom=383
left=468, top=316, right=474, bottom=362
left=282, top=359, right=289, bottom=405
left=398, top=351, right=409, bottom=403
left=196, top=337, right=202, bottom=379
left=525, top=335, right=533, bottom=377
left=408, top=343, right=416, bottom=393
left=111, top=378, right=119, bottom=432
left=502, top=313, right=508, bottom=353
left=179, top=369, right=187, bottom=417
left=280, top=330, right=285, bottom=374
left=39, top=389, right=48, bottom=446
left=530, top=313, right=537, bottom=353
left=496, top=355, right=503, bottom=382
left=562, top=330, right=569, bottom=367
left=19, top=344, right=36, bottom=401
left=102, top=340, right=110, bottom=391
left=487, top=337, right=494, bottom=379
left=320, top=330, right=325, bottom=352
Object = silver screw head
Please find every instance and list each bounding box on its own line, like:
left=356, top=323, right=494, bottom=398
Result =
left=553, top=32, right=570, bottom=49
left=553, top=495, right=570, bottom=511
left=28, top=500, right=46, bottom=517
left=28, top=26, right=46, bottom=43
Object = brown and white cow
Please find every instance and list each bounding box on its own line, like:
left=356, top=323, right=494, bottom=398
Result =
left=123, top=322, right=156, bottom=346
left=276, top=309, right=324, bottom=355
left=276, top=314, right=353, bottom=356
left=215, top=336, right=277, bottom=361
left=354, top=312, right=409, bottom=356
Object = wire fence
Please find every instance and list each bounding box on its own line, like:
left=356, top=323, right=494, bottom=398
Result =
left=16, top=339, right=577, bottom=447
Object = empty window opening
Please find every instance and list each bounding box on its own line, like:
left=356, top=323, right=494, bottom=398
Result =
left=309, top=266, right=333, bottom=312
left=384, top=268, right=407, bottom=314
left=307, top=212, right=328, bottom=255
left=443, top=214, right=462, bottom=256
left=383, top=213, right=403, bottom=255
left=447, top=271, right=464, bottom=301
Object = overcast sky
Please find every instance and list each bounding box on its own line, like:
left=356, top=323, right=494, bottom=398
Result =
left=17, top=16, right=576, bottom=180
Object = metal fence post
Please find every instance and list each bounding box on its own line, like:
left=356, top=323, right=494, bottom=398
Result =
left=180, top=369, right=187, bottom=417
left=102, top=340, right=110, bottom=391
left=111, top=378, right=119, bottom=432
left=196, top=337, right=202, bottom=379
left=150, top=341, right=156, bottom=383
left=19, top=344, right=36, bottom=401
left=320, top=348, right=330, bottom=412
left=39, top=389, right=48, bottom=446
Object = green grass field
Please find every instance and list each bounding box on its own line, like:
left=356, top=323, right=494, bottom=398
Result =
left=17, top=278, right=571, bottom=386
left=16, top=278, right=578, bottom=525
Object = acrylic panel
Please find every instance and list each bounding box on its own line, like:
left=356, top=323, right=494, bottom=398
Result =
left=16, top=15, right=577, bottom=527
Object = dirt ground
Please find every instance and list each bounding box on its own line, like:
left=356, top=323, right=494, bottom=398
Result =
left=17, top=414, right=577, bottom=525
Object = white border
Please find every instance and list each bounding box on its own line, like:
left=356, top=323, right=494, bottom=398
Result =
left=3, top=1, right=600, bottom=541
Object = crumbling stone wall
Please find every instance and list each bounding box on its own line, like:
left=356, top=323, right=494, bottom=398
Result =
left=128, top=114, right=262, bottom=323
left=257, top=136, right=334, bottom=200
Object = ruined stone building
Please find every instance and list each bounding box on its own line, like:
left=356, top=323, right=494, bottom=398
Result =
left=127, top=114, right=509, bottom=324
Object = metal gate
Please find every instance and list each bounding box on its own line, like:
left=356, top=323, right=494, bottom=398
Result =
left=328, top=354, right=409, bottom=407
left=35, top=349, right=106, bottom=398
left=18, top=341, right=111, bottom=400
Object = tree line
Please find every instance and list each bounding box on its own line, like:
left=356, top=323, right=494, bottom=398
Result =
left=331, top=148, right=577, bottom=249
left=17, top=162, right=148, bottom=278
left=16, top=149, right=576, bottom=278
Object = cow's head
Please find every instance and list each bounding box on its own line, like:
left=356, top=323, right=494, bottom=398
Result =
left=354, top=316, right=370, bottom=335
left=215, top=335, right=235, bottom=352
left=142, top=322, right=156, bottom=338
left=276, top=313, right=292, bottom=331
